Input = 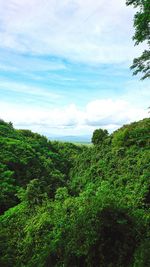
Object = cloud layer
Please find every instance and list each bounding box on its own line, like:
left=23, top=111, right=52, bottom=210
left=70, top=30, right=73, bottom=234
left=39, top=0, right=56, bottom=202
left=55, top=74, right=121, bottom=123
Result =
left=0, top=0, right=143, bottom=63
left=0, top=98, right=148, bottom=137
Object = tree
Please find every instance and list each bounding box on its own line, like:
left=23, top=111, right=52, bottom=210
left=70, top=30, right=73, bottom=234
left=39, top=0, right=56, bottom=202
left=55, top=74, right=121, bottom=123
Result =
left=92, top=128, right=108, bottom=145
left=0, top=163, right=17, bottom=214
left=126, top=0, right=150, bottom=79
left=18, top=179, right=48, bottom=208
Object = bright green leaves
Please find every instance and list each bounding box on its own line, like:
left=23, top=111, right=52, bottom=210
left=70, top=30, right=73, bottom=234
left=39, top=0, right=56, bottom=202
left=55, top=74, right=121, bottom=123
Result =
left=91, top=128, right=108, bottom=145
left=126, top=0, right=150, bottom=79
left=0, top=118, right=150, bottom=266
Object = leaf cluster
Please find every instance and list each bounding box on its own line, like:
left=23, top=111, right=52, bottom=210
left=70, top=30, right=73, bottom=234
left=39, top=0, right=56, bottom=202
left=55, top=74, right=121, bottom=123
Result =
left=0, top=118, right=150, bottom=266
left=126, top=0, right=150, bottom=79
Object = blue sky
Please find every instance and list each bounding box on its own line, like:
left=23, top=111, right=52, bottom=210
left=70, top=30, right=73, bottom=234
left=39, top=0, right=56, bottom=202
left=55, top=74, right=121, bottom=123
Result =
left=0, top=0, right=149, bottom=138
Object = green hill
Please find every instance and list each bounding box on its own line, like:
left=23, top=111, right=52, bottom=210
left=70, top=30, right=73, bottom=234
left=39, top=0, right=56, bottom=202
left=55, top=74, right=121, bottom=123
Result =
left=0, top=118, right=150, bottom=267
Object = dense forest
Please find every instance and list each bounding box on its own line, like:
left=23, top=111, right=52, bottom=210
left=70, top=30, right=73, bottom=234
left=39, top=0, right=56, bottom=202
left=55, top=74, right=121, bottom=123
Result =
left=0, top=118, right=150, bottom=267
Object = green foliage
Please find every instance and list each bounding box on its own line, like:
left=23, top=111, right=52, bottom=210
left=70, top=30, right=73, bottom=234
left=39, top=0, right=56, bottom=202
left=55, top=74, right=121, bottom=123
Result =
left=0, top=121, right=83, bottom=213
left=17, top=179, right=48, bottom=208
left=0, top=163, right=17, bottom=213
left=126, top=0, right=150, bottom=79
left=0, top=118, right=150, bottom=266
left=91, top=128, right=108, bottom=145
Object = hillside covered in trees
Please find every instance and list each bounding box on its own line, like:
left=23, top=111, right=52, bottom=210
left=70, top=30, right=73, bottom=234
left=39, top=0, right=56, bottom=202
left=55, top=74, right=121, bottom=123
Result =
left=0, top=118, right=150, bottom=267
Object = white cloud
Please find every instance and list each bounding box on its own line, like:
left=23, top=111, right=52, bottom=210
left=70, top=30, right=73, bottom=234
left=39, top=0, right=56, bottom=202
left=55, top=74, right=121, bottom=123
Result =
left=0, top=98, right=148, bottom=137
left=85, top=99, right=130, bottom=126
left=0, top=0, right=144, bottom=64
left=85, top=99, right=148, bottom=126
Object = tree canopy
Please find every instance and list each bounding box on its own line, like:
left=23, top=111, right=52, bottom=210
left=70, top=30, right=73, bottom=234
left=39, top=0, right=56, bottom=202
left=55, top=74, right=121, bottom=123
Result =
left=0, top=118, right=150, bottom=266
left=91, top=128, right=108, bottom=145
left=126, top=0, right=150, bottom=79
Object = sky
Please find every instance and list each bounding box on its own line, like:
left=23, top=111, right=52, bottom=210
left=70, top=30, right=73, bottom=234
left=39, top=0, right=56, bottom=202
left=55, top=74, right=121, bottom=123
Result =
left=0, top=0, right=149, bottom=139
